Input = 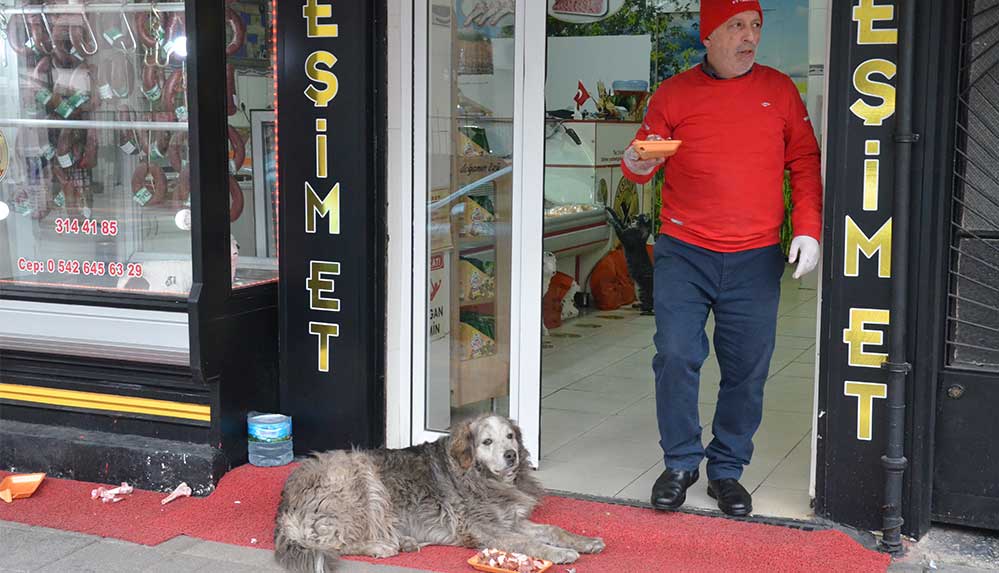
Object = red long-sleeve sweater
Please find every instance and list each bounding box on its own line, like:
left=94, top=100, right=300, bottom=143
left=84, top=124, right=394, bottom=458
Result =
left=621, top=63, right=823, bottom=253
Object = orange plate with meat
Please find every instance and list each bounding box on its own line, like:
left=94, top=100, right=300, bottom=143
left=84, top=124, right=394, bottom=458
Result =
left=467, top=549, right=553, bottom=573
left=632, top=138, right=682, bottom=160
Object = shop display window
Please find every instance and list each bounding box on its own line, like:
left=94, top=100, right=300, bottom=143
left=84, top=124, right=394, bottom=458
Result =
left=0, top=0, right=277, bottom=296
left=0, top=1, right=194, bottom=295
left=226, top=0, right=277, bottom=289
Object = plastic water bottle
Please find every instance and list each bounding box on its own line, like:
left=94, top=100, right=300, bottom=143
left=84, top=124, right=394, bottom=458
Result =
left=247, top=412, right=293, bottom=467
left=248, top=440, right=293, bottom=467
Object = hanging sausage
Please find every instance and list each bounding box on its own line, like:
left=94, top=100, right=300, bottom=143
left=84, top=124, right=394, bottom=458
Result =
left=131, top=161, right=168, bottom=207
left=224, top=8, right=245, bottom=56
left=165, top=13, right=185, bottom=64
left=228, top=175, right=244, bottom=222
left=163, top=66, right=186, bottom=121
left=50, top=18, right=83, bottom=68
left=168, top=132, right=189, bottom=204
left=6, top=13, right=49, bottom=56
left=68, top=13, right=99, bottom=58
left=228, top=124, right=245, bottom=175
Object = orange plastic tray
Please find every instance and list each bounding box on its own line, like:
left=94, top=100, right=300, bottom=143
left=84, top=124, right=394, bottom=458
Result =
left=467, top=552, right=553, bottom=573
left=0, top=472, right=45, bottom=503
left=632, top=138, right=681, bottom=159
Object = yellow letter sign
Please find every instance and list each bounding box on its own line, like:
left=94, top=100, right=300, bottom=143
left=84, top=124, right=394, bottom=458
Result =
left=850, top=59, right=896, bottom=126
left=844, top=381, right=888, bottom=441
left=843, top=308, right=890, bottom=368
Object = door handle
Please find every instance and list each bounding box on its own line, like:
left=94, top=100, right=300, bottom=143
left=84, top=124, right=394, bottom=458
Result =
left=946, top=384, right=965, bottom=399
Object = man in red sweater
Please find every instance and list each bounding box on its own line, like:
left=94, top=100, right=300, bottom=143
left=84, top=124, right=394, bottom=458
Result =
left=621, top=0, right=822, bottom=517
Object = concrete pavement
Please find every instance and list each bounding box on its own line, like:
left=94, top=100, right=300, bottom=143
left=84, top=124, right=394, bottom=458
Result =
left=0, top=519, right=426, bottom=573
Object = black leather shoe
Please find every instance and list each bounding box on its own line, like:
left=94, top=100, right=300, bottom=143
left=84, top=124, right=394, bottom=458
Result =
left=651, top=467, right=699, bottom=510
left=707, top=478, right=753, bottom=516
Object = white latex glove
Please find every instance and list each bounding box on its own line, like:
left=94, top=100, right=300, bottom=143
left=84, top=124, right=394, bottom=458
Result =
left=623, top=134, right=667, bottom=176
left=788, top=235, right=820, bottom=279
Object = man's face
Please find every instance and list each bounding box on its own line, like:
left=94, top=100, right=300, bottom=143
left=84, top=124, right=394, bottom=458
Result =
left=704, top=10, right=762, bottom=78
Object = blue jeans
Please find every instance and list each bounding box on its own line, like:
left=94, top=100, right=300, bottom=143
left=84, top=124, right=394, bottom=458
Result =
left=652, top=235, right=784, bottom=481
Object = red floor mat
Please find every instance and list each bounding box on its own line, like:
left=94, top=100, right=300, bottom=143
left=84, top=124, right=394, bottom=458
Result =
left=0, top=466, right=889, bottom=572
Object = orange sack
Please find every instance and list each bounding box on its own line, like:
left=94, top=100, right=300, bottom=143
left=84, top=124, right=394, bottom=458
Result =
left=589, top=247, right=637, bottom=311
left=543, top=271, right=574, bottom=330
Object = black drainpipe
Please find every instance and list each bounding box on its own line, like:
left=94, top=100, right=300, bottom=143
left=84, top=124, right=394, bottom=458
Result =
left=880, top=0, right=918, bottom=554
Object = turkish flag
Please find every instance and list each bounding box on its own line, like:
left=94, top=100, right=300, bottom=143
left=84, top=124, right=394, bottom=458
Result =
left=573, top=80, right=590, bottom=108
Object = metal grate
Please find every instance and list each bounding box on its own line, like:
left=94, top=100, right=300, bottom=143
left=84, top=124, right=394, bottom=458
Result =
left=947, top=0, right=999, bottom=371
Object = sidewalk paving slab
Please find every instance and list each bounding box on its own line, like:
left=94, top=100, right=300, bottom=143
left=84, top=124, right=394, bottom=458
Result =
left=0, top=520, right=427, bottom=573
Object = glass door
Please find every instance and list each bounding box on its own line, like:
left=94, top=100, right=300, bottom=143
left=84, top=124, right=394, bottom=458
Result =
left=412, top=0, right=545, bottom=458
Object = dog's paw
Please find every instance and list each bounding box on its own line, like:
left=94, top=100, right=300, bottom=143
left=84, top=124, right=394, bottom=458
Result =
left=579, top=536, right=605, bottom=554
left=398, top=537, right=421, bottom=553
left=355, top=543, right=399, bottom=559
left=546, top=548, right=580, bottom=564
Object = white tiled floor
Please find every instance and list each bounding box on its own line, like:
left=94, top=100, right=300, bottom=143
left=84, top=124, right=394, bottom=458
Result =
left=537, top=266, right=818, bottom=521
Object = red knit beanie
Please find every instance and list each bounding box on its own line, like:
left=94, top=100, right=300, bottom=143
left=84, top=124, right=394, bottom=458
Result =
left=700, top=0, right=764, bottom=43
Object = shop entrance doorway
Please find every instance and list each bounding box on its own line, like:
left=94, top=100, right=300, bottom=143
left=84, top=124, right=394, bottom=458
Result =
left=535, top=1, right=827, bottom=521
left=406, top=0, right=829, bottom=522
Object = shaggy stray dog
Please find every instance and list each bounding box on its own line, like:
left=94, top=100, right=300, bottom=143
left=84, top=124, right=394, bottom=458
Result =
left=273, top=414, right=604, bottom=572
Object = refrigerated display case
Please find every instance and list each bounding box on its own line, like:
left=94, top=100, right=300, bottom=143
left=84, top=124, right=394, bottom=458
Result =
left=0, top=0, right=279, bottom=494
left=0, top=4, right=195, bottom=295
left=542, top=119, right=648, bottom=276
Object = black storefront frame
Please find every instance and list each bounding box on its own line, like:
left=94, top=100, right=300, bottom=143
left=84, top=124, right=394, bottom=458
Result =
left=1, top=0, right=391, bottom=493
left=816, top=0, right=973, bottom=541
left=817, top=0, right=899, bottom=536
left=276, top=0, right=388, bottom=454
left=184, top=0, right=283, bottom=470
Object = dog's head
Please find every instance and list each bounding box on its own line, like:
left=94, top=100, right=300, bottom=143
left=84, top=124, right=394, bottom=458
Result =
left=449, top=414, right=529, bottom=481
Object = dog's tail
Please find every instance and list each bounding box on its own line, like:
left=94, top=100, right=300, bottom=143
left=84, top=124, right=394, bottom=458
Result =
left=274, top=528, right=339, bottom=573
